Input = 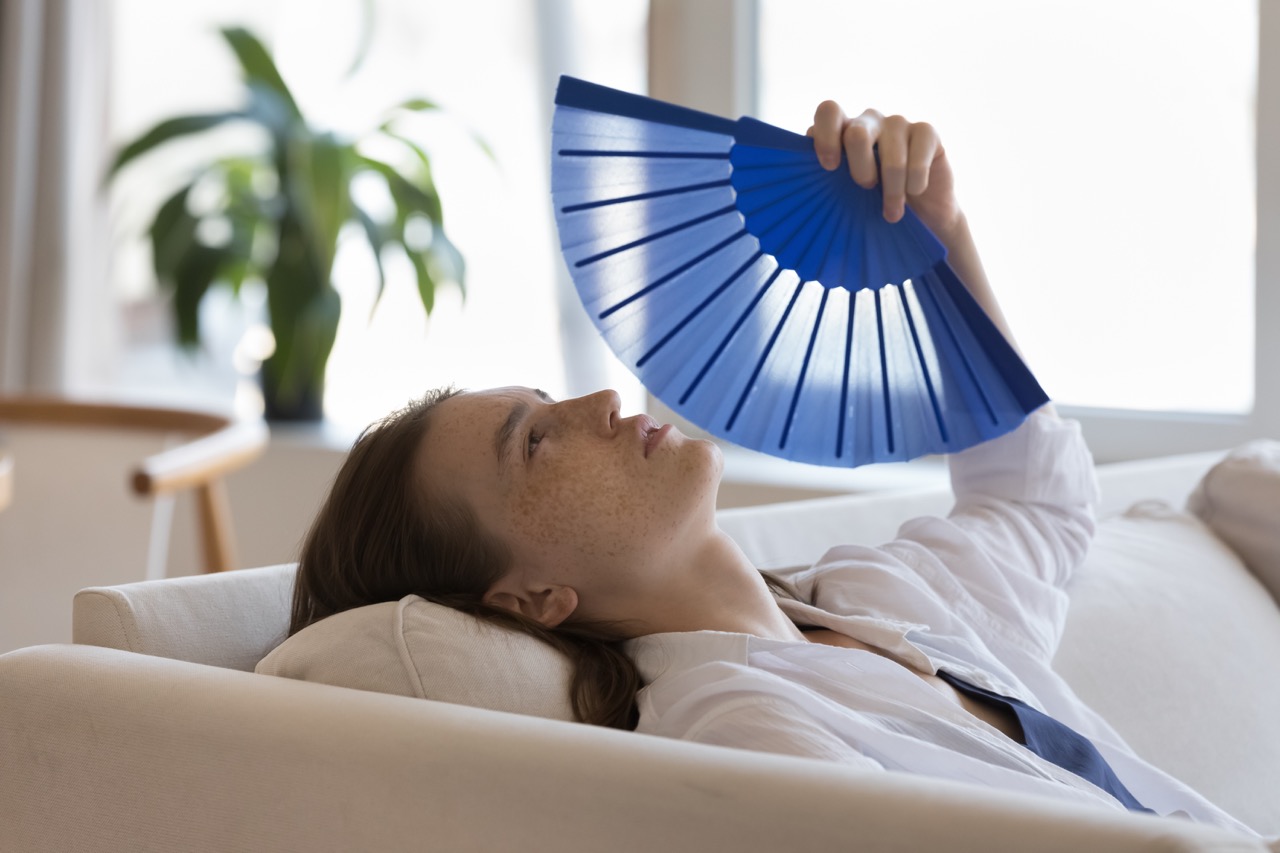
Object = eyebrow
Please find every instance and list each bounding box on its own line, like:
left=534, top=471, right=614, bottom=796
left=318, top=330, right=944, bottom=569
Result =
left=494, top=389, right=554, bottom=478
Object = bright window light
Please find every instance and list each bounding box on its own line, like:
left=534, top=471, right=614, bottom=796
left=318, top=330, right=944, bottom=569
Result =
left=758, top=0, right=1257, bottom=414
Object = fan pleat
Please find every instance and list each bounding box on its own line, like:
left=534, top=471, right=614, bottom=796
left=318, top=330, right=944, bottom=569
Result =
left=560, top=178, right=734, bottom=213
left=635, top=249, right=763, bottom=368
left=780, top=287, right=830, bottom=450
left=599, top=229, right=748, bottom=320
left=678, top=265, right=784, bottom=406
left=551, top=76, right=1048, bottom=467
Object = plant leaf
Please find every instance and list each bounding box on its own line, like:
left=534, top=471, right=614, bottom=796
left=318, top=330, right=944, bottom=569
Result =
left=379, top=130, right=438, bottom=196
left=285, top=133, right=353, bottom=283
left=343, top=0, right=376, bottom=79
left=428, top=228, right=467, bottom=299
left=243, top=82, right=298, bottom=139
left=172, top=245, right=232, bottom=348
left=407, top=247, right=436, bottom=316
left=108, top=112, right=245, bottom=179
left=148, top=184, right=199, bottom=283
left=393, top=97, right=440, bottom=114
left=351, top=201, right=388, bottom=314
left=358, top=154, right=443, bottom=223
left=468, top=130, right=497, bottom=164
left=220, top=27, right=303, bottom=121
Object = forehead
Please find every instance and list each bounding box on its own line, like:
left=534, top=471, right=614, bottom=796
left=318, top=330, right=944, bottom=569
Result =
left=439, top=386, right=539, bottom=424
left=418, top=387, right=542, bottom=480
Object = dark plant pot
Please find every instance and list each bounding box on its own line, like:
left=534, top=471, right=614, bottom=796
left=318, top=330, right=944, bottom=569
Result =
left=260, top=369, right=325, bottom=422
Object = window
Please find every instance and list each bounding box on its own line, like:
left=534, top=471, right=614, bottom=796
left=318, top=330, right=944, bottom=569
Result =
left=758, top=0, right=1257, bottom=416
left=108, top=0, right=646, bottom=432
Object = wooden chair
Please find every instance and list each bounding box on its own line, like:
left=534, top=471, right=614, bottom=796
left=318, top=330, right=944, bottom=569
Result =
left=0, top=397, right=270, bottom=654
left=0, top=397, right=268, bottom=574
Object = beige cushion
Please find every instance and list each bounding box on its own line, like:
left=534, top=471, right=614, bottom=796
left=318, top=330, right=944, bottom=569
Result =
left=255, top=595, right=576, bottom=721
left=1055, top=501, right=1280, bottom=836
left=1187, top=439, right=1280, bottom=603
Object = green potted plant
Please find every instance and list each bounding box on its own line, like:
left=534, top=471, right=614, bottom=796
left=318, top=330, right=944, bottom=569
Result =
left=109, top=26, right=467, bottom=420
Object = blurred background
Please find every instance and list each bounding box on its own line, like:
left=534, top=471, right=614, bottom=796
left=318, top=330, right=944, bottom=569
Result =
left=1, top=0, right=1277, bottom=649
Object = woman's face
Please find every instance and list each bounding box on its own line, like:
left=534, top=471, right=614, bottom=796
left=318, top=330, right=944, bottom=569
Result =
left=415, top=387, right=723, bottom=620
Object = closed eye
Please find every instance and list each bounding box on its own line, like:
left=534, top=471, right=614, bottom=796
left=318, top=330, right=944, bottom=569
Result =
left=526, top=428, right=544, bottom=459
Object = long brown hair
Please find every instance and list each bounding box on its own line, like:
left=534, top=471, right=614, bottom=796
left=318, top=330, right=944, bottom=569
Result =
left=290, top=388, right=642, bottom=729
left=291, top=388, right=801, bottom=731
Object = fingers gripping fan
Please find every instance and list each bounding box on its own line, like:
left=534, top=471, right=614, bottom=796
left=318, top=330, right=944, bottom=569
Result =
left=550, top=77, right=1048, bottom=467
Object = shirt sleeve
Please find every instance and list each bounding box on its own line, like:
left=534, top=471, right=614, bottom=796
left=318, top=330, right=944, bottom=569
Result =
left=686, top=693, right=886, bottom=772
left=946, top=410, right=1099, bottom=586
left=889, top=410, right=1100, bottom=657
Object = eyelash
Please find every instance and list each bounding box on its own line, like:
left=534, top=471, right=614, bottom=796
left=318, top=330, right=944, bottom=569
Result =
left=526, top=429, right=544, bottom=458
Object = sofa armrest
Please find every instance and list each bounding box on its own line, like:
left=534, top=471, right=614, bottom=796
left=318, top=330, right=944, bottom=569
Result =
left=72, top=563, right=294, bottom=671
left=0, top=645, right=1265, bottom=853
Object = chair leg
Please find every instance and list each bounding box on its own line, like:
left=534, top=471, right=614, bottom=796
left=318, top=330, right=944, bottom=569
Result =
left=195, top=480, right=238, bottom=572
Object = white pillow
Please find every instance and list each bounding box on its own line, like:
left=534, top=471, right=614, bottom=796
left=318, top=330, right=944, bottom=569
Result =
left=1187, top=439, right=1280, bottom=602
left=255, top=595, right=576, bottom=721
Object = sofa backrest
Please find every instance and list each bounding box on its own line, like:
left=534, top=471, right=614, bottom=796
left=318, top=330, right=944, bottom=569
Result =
left=716, top=449, right=1227, bottom=570
left=73, top=564, right=294, bottom=672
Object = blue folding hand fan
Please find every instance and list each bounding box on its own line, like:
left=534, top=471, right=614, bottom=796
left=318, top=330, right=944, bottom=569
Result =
left=550, top=76, right=1048, bottom=467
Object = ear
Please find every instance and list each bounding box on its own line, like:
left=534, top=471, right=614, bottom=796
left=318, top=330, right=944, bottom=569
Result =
left=483, top=574, right=579, bottom=629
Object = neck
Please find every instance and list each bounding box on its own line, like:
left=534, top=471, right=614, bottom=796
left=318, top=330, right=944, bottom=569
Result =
left=626, top=527, right=808, bottom=642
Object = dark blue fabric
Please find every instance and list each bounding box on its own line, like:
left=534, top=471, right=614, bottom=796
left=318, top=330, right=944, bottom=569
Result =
left=938, top=670, right=1154, bottom=814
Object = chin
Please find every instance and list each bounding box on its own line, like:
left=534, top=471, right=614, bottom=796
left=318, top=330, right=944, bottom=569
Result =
left=694, top=438, right=725, bottom=499
left=685, top=434, right=722, bottom=475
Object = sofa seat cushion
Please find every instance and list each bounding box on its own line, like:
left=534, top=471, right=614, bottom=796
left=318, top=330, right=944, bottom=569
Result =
left=1054, top=501, right=1280, bottom=836
left=256, top=595, right=576, bottom=721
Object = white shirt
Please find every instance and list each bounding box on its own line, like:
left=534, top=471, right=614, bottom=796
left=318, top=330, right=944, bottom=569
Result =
left=627, top=412, right=1257, bottom=836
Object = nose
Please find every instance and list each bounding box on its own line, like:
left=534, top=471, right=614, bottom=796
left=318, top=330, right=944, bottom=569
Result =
left=563, top=389, right=620, bottom=435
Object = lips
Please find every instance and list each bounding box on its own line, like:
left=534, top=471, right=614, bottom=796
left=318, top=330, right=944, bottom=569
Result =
left=638, top=415, right=668, bottom=458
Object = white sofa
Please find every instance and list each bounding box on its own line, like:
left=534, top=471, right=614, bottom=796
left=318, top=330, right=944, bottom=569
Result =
left=3, top=443, right=1279, bottom=852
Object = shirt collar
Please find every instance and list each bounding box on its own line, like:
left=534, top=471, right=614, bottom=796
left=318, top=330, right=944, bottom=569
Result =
left=625, top=598, right=934, bottom=686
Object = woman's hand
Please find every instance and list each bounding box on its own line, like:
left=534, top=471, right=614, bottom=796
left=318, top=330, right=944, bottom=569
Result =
left=806, top=102, right=1041, bottom=390
left=807, top=102, right=962, bottom=241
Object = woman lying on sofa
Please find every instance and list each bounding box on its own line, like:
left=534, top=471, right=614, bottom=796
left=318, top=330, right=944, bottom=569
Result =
left=289, top=102, right=1257, bottom=836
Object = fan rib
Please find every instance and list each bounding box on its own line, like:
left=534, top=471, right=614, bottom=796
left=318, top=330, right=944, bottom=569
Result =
left=836, top=290, right=856, bottom=460
left=787, top=182, right=844, bottom=283
left=727, top=279, right=806, bottom=431
left=780, top=287, right=829, bottom=450
left=636, top=250, right=764, bottom=368
left=874, top=289, right=895, bottom=455
left=574, top=205, right=738, bottom=267
left=734, top=164, right=828, bottom=198
left=900, top=285, right=950, bottom=443
left=599, top=229, right=747, bottom=320
left=679, top=265, right=783, bottom=405
left=915, top=268, right=998, bottom=425
left=738, top=174, right=829, bottom=240
left=557, top=149, right=729, bottom=160
left=741, top=180, right=834, bottom=288
left=560, top=178, right=733, bottom=213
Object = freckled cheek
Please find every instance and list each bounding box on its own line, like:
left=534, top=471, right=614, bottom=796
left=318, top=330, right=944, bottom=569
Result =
left=507, top=462, right=659, bottom=557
